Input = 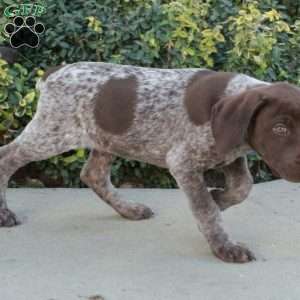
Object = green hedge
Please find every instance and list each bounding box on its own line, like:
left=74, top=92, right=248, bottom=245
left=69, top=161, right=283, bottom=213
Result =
left=0, top=0, right=299, bottom=187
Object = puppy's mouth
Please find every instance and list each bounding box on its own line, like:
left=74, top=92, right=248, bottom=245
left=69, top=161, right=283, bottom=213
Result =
left=261, top=154, right=300, bottom=181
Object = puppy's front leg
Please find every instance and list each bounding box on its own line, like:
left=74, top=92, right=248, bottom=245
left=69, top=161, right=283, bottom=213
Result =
left=211, top=156, right=253, bottom=211
left=167, top=152, right=255, bottom=263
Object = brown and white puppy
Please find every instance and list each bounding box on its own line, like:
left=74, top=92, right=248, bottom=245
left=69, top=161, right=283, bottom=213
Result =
left=0, top=62, right=299, bottom=263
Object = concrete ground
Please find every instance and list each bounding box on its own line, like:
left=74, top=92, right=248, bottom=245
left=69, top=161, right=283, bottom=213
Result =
left=0, top=180, right=300, bottom=300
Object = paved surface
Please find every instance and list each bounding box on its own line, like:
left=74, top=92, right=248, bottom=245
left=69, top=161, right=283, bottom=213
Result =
left=1, top=180, right=300, bottom=300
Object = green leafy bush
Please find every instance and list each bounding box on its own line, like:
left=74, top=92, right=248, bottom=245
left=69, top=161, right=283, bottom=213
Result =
left=0, top=59, right=39, bottom=144
left=0, top=0, right=299, bottom=187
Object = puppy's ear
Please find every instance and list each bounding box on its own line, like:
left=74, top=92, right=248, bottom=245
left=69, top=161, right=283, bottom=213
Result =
left=211, top=90, right=267, bottom=155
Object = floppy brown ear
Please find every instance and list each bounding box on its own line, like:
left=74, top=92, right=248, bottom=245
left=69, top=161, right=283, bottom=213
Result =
left=211, top=90, right=267, bottom=155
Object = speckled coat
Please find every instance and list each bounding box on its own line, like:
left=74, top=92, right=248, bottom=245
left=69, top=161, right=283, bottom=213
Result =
left=0, top=62, right=269, bottom=262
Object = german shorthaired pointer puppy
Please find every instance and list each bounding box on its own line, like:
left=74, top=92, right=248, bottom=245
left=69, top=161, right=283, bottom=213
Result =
left=1, top=62, right=300, bottom=263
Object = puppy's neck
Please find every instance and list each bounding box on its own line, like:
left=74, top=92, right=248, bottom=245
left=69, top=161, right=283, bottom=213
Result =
left=224, top=74, right=270, bottom=97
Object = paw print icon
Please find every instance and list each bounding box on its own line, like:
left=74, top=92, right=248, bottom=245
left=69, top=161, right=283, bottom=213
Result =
left=4, top=16, right=45, bottom=48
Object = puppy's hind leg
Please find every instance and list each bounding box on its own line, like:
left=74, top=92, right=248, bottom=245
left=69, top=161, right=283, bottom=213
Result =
left=0, top=116, right=82, bottom=227
left=0, top=143, right=20, bottom=226
left=80, top=149, right=154, bottom=220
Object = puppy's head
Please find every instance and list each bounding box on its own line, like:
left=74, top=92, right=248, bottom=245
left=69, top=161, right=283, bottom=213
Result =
left=212, top=82, right=300, bottom=182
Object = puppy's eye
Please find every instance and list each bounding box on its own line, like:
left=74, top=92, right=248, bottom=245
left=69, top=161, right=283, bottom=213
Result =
left=272, top=123, right=290, bottom=136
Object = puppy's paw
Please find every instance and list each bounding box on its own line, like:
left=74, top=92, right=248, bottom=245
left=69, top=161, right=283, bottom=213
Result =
left=212, top=242, right=256, bottom=263
left=0, top=208, right=19, bottom=227
left=119, top=203, right=154, bottom=220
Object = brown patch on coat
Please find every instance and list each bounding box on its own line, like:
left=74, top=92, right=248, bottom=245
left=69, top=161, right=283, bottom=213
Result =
left=184, top=71, right=235, bottom=125
left=93, top=75, right=137, bottom=135
left=42, top=65, right=65, bottom=81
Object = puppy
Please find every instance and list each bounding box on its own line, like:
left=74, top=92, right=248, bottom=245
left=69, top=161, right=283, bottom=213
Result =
left=1, top=62, right=299, bottom=263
